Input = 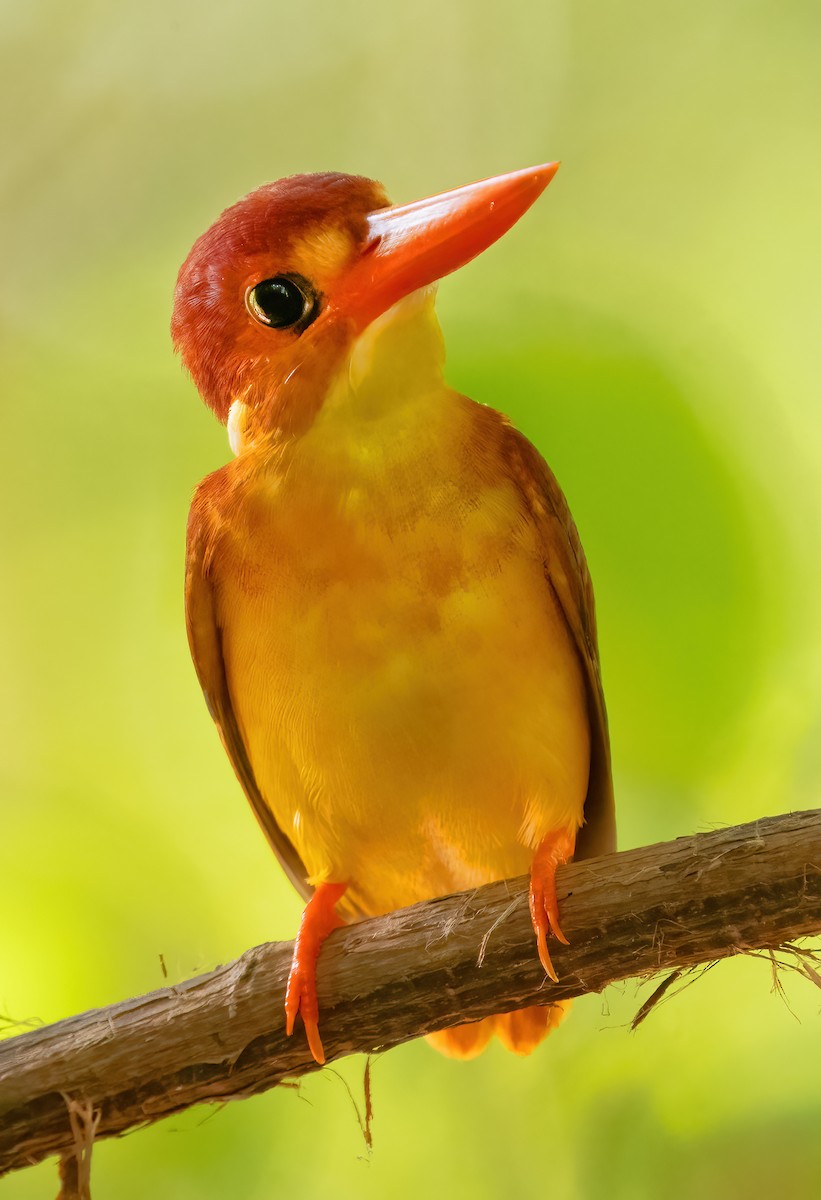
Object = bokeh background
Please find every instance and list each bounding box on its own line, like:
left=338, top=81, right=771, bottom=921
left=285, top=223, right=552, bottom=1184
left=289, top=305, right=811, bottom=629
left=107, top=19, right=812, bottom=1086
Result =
left=2, top=2, right=820, bottom=1197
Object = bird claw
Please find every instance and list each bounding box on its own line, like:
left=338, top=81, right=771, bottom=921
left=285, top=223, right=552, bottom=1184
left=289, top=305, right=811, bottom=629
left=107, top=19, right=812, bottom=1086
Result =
left=529, top=829, right=574, bottom=982
left=284, top=881, right=346, bottom=1065
left=285, top=963, right=326, bottom=1064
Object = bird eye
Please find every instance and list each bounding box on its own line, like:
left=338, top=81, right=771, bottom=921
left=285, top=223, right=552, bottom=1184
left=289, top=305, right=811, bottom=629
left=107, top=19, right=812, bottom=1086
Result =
left=245, top=275, right=316, bottom=330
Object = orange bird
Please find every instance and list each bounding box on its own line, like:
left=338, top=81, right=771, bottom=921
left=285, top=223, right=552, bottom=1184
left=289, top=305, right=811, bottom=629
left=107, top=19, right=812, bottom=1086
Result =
left=172, top=165, right=614, bottom=1064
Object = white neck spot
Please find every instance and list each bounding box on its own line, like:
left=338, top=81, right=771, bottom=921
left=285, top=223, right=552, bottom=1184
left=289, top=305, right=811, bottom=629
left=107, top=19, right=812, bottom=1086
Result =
left=227, top=400, right=249, bottom=456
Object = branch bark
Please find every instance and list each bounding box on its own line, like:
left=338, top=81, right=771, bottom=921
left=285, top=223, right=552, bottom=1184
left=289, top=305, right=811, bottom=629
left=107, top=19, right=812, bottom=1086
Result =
left=2, top=809, right=820, bottom=1178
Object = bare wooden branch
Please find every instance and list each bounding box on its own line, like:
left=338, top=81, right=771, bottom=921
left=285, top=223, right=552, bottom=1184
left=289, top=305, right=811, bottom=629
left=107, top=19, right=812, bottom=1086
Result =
left=1, top=809, right=820, bottom=1179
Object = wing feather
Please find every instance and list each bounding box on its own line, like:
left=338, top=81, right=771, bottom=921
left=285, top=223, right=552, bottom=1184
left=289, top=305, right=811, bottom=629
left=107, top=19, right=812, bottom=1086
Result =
left=185, top=469, right=313, bottom=901
left=505, top=426, right=616, bottom=860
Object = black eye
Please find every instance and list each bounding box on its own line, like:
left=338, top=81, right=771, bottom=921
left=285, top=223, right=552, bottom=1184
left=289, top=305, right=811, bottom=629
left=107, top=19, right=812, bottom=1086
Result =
left=246, top=275, right=316, bottom=330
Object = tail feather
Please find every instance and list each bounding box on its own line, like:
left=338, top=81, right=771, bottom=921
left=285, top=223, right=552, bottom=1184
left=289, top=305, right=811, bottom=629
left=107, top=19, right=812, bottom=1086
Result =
left=426, top=1001, right=572, bottom=1059
left=495, top=1000, right=571, bottom=1054
left=426, top=1016, right=495, bottom=1059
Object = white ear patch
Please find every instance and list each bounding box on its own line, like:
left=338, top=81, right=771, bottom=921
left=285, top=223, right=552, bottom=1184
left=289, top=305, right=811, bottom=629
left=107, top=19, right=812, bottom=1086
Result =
left=227, top=400, right=248, bottom=456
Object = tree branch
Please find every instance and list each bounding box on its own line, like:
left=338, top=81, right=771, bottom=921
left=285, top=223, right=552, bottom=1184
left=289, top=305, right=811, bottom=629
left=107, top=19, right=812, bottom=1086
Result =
left=1, top=809, right=820, bottom=1178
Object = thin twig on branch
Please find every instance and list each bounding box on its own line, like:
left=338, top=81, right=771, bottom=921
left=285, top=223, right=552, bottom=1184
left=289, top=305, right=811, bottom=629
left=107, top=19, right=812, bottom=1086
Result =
left=1, top=809, right=820, bottom=1179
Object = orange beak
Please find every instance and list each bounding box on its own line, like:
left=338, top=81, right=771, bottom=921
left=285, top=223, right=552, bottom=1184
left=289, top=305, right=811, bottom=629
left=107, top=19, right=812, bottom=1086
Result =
left=338, top=162, right=559, bottom=328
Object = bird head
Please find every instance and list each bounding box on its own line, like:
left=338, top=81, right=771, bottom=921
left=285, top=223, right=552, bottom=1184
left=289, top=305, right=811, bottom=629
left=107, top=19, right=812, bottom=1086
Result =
left=171, top=164, right=558, bottom=442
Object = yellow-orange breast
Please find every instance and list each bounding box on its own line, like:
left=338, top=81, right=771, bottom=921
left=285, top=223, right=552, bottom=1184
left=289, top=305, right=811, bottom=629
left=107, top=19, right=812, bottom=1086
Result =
left=211, top=372, right=590, bottom=919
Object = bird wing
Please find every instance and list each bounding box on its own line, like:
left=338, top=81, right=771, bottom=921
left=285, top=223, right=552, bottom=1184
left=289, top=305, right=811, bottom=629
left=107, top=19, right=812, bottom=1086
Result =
left=505, top=426, right=616, bottom=860
left=184, top=468, right=313, bottom=902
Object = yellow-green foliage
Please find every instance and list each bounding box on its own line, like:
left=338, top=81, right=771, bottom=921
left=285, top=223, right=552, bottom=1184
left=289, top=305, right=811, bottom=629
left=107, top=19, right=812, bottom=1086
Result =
left=1, top=2, right=819, bottom=1197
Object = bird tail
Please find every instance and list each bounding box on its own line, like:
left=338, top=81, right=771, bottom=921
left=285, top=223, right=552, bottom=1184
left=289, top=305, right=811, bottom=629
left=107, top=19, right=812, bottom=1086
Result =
left=425, top=1001, right=571, bottom=1059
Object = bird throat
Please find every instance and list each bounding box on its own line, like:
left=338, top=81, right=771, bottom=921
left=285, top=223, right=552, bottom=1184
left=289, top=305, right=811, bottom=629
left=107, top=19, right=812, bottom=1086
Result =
left=226, top=287, right=446, bottom=461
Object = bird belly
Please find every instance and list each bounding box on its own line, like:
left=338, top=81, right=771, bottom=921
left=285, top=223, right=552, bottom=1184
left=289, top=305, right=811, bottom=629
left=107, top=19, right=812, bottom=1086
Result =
left=218, top=475, right=590, bottom=918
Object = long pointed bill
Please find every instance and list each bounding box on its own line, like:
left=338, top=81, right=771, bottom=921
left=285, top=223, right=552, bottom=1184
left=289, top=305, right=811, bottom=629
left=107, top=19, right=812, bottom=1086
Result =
left=338, top=162, right=559, bottom=328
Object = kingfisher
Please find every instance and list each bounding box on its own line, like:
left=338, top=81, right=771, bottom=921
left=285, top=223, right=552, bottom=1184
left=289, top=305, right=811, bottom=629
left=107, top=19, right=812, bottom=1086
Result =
left=172, top=164, right=615, bottom=1064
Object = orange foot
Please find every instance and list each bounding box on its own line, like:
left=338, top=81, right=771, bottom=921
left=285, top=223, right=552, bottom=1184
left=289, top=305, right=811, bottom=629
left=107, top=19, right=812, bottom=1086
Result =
left=529, top=828, right=575, bottom=983
left=285, top=882, right=347, bottom=1065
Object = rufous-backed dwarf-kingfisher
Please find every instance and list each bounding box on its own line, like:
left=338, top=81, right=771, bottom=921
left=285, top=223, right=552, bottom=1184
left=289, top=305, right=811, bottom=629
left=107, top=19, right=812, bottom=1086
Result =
left=172, top=164, right=615, bottom=1064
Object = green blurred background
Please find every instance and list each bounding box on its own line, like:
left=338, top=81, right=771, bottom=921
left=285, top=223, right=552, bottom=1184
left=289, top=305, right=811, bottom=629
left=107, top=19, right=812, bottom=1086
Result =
left=2, top=1, right=820, bottom=1196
